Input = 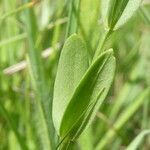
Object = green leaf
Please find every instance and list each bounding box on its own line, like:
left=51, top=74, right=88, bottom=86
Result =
left=52, top=34, right=89, bottom=134
left=126, top=130, right=150, bottom=150
left=101, top=0, right=142, bottom=30
left=60, top=49, right=116, bottom=139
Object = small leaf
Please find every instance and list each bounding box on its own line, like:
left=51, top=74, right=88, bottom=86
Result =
left=60, top=49, right=116, bottom=139
left=52, top=34, right=89, bottom=134
left=101, top=0, right=142, bottom=30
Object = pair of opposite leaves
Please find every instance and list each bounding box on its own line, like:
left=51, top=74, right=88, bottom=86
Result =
left=52, top=34, right=116, bottom=141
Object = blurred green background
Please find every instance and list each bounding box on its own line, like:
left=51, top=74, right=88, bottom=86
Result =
left=0, top=0, right=150, bottom=149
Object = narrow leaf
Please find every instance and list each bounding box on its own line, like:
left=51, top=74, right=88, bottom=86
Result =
left=115, top=0, right=142, bottom=29
left=60, top=49, right=116, bottom=139
left=101, top=0, right=142, bottom=30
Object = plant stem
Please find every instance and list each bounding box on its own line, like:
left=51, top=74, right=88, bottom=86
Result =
left=0, top=33, right=26, bottom=48
left=65, top=0, right=80, bottom=38
left=93, top=29, right=112, bottom=61
left=0, top=2, right=36, bottom=21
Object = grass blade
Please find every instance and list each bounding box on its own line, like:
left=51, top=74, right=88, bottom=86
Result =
left=0, top=100, right=28, bottom=150
left=126, top=130, right=150, bottom=150
left=95, top=88, right=150, bottom=150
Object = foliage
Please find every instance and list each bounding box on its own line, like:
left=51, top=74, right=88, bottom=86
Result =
left=0, top=0, right=150, bottom=150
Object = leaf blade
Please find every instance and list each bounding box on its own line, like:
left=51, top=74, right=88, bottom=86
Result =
left=114, top=0, right=142, bottom=29
left=60, top=49, right=116, bottom=139
left=101, top=0, right=142, bottom=30
left=126, top=130, right=150, bottom=150
left=52, top=34, right=89, bottom=134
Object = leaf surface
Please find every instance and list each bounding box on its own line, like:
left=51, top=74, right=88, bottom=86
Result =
left=60, top=49, right=116, bottom=139
left=52, top=34, right=89, bottom=134
left=101, top=0, right=142, bottom=30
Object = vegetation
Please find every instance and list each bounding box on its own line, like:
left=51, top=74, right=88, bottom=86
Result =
left=0, top=0, right=150, bottom=149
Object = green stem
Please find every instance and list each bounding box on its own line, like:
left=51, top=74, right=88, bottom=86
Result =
left=93, top=29, right=112, bottom=61
left=0, top=2, right=36, bottom=21
left=65, top=0, right=80, bottom=38
left=0, top=33, right=26, bottom=48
